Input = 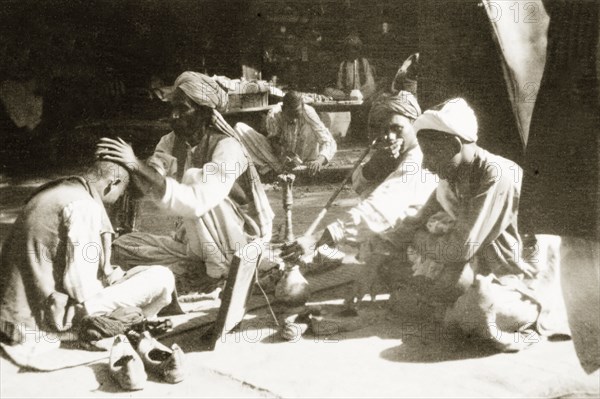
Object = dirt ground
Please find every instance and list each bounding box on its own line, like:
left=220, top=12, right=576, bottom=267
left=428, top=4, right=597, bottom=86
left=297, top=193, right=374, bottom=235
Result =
left=1, top=165, right=599, bottom=398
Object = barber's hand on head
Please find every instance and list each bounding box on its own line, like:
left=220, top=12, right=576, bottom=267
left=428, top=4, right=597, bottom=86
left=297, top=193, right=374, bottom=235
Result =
left=280, top=235, right=318, bottom=263
left=96, top=137, right=140, bottom=170
left=306, top=155, right=326, bottom=176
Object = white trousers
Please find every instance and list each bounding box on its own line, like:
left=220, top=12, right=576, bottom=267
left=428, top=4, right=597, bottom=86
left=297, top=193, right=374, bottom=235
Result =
left=83, top=266, right=175, bottom=318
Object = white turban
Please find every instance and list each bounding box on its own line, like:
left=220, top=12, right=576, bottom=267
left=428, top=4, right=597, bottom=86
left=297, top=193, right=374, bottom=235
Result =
left=413, top=98, right=478, bottom=142
left=172, top=71, right=229, bottom=112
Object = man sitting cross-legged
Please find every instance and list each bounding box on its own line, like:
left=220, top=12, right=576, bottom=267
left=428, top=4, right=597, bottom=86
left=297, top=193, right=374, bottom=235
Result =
left=98, top=72, right=274, bottom=289
left=0, top=160, right=176, bottom=346
left=234, top=90, right=337, bottom=177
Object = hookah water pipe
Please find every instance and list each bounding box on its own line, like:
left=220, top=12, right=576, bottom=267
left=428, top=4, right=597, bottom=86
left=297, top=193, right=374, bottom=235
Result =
left=274, top=172, right=310, bottom=309
left=273, top=139, right=377, bottom=307
left=273, top=172, right=311, bottom=340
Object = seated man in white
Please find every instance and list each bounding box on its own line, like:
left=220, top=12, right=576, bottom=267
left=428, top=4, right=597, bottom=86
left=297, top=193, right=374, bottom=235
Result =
left=234, top=91, right=337, bottom=176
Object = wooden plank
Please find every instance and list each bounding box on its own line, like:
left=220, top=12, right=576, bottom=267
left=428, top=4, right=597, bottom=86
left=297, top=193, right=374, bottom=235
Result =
left=157, top=251, right=363, bottom=341
left=208, top=242, right=263, bottom=350
left=312, top=101, right=364, bottom=112
left=223, top=105, right=277, bottom=115
left=223, top=100, right=364, bottom=115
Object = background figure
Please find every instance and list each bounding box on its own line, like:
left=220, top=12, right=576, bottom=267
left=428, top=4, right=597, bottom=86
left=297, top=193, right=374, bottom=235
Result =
left=323, top=34, right=377, bottom=141
left=325, top=34, right=377, bottom=101
left=234, top=91, right=337, bottom=176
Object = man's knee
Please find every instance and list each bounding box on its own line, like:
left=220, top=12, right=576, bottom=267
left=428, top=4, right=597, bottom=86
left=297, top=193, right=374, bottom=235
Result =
left=144, top=266, right=176, bottom=297
left=206, top=263, right=227, bottom=280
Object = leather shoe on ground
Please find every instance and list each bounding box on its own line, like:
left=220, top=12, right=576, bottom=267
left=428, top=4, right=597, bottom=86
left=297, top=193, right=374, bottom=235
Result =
left=129, top=331, right=185, bottom=384
left=109, top=335, right=147, bottom=391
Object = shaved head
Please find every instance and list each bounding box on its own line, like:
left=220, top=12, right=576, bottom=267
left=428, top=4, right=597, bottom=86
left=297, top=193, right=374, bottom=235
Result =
left=86, top=160, right=130, bottom=185
left=83, top=160, right=130, bottom=204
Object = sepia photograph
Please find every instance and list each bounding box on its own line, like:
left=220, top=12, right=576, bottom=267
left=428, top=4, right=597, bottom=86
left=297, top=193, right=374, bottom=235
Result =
left=0, top=0, right=598, bottom=397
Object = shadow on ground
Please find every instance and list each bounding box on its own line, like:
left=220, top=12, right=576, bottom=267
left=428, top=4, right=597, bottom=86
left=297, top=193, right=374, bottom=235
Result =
left=169, top=282, right=502, bottom=365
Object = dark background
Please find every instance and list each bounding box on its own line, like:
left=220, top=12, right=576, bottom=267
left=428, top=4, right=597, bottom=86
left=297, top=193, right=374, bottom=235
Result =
left=1, top=0, right=598, bottom=238
left=0, top=0, right=520, bottom=163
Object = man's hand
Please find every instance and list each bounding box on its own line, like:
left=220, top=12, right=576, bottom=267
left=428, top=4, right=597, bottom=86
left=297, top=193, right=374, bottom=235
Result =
left=103, top=266, right=126, bottom=286
left=282, top=151, right=304, bottom=172
left=306, top=155, right=326, bottom=176
left=316, top=227, right=336, bottom=248
left=362, top=138, right=403, bottom=182
left=374, top=136, right=403, bottom=159
left=280, top=236, right=318, bottom=263
left=97, top=137, right=167, bottom=198
left=96, top=137, right=140, bottom=171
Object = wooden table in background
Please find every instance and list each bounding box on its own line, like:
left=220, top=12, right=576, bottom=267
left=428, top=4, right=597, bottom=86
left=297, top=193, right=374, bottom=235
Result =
left=223, top=100, right=364, bottom=115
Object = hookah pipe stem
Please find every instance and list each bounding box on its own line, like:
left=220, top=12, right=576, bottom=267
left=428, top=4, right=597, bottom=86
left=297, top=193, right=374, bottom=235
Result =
left=285, top=182, right=294, bottom=242
left=280, top=173, right=296, bottom=243
left=276, top=172, right=309, bottom=309
left=303, top=139, right=377, bottom=238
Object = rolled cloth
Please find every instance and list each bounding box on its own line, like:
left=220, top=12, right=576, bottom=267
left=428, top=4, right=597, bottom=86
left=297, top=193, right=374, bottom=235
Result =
left=368, top=90, right=421, bottom=141
left=79, top=307, right=144, bottom=343
left=413, top=98, right=478, bottom=143
left=173, top=71, right=229, bottom=113
left=171, top=71, right=274, bottom=239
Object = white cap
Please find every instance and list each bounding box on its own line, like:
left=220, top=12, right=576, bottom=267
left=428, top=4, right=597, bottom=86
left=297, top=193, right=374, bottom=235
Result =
left=413, top=98, right=478, bottom=142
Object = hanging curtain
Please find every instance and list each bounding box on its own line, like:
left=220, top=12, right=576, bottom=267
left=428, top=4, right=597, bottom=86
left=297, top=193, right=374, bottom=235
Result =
left=482, top=0, right=549, bottom=149
left=524, top=1, right=598, bottom=238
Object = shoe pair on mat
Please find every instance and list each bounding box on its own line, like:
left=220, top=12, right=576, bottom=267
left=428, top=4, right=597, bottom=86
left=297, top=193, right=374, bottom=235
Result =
left=109, top=331, right=185, bottom=391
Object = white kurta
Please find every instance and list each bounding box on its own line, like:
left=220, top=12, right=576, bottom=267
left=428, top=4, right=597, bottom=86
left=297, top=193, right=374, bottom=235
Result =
left=234, top=104, right=338, bottom=175
left=333, top=146, right=437, bottom=246
left=266, top=103, right=337, bottom=163
left=147, top=131, right=193, bottom=179
left=113, top=134, right=258, bottom=279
